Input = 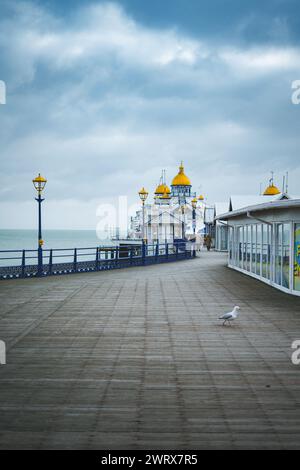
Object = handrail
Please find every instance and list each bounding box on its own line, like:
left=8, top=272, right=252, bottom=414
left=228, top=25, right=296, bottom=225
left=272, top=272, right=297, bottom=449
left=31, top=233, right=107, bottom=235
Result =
left=0, top=241, right=194, bottom=279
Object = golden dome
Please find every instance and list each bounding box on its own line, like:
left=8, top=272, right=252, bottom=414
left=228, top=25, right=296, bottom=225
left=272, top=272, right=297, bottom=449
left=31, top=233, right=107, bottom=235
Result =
left=155, top=183, right=171, bottom=195
left=198, top=194, right=204, bottom=201
left=171, top=163, right=191, bottom=186
left=263, top=183, right=280, bottom=196
left=154, top=184, right=164, bottom=194
left=161, top=187, right=171, bottom=199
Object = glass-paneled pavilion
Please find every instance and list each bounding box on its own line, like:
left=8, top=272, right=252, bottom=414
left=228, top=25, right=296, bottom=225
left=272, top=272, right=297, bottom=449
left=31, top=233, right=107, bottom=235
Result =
left=216, top=199, right=300, bottom=296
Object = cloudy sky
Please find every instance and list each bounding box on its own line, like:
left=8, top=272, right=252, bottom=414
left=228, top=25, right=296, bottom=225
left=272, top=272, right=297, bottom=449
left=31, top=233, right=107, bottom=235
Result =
left=0, top=0, right=300, bottom=229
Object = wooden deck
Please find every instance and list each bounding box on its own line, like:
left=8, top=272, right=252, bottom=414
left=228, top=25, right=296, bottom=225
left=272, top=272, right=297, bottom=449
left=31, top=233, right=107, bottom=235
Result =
left=0, top=251, right=300, bottom=449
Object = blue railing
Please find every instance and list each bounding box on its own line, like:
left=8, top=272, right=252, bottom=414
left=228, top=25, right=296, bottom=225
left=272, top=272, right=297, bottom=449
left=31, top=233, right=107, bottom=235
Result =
left=0, top=242, right=195, bottom=280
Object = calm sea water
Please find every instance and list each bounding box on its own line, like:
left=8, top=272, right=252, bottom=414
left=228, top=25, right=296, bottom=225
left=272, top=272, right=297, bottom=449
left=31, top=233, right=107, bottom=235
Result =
left=0, top=229, right=117, bottom=267
left=0, top=229, right=111, bottom=251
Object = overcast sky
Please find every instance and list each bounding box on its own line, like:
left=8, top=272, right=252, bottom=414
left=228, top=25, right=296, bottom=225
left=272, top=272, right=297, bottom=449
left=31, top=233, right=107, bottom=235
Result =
left=0, top=0, right=300, bottom=229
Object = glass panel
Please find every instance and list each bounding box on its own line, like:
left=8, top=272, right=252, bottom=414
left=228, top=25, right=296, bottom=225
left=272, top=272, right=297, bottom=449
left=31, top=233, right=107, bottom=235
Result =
left=231, top=227, right=235, bottom=265
left=242, top=226, right=246, bottom=269
left=251, top=225, right=256, bottom=274
left=232, top=227, right=236, bottom=265
left=238, top=227, right=243, bottom=268
left=256, top=224, right=261, bottom=275
left=220, top=226, right=228, bottom=251
left=262, top=224, right=268, bottom=278
left=234, top=227, right=239, bottom=266
left=228, top=227, right=233, bottom=263
left=268, top=225, right=272, bottom=280
left=246, top=225, right=251, bottom=271
left=282, top=223, right=290, bottom=289
left=294, top=224, right=300, bottom=291
left=275, top=224, right=283, bottom=286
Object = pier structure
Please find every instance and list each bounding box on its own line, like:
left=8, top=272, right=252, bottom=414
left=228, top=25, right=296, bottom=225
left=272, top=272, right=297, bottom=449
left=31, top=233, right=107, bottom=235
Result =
left=0, top=251, right=300, bottom=449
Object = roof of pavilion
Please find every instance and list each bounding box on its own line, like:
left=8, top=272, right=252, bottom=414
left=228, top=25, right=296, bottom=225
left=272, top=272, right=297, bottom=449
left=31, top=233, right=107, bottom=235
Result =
left=215, top=198, right=300, bottom=221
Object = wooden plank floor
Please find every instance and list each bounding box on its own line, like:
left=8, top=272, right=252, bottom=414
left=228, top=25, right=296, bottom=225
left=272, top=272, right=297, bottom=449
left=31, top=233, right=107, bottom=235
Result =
left=0, top=251, right=300, bottom=449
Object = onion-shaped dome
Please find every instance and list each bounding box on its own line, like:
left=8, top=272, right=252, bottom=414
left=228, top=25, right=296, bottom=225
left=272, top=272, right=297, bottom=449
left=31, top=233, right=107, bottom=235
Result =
left=155, top=184, right=165, bottom=194
left=263, top=183, right=280, bottom=196
left=155, top=183, right=171, bottom=195
left=161, top=187, right=171, bottom=200
left=198, top=194, right=204, bottom=201
left=171, top=163, right=191, bottom=186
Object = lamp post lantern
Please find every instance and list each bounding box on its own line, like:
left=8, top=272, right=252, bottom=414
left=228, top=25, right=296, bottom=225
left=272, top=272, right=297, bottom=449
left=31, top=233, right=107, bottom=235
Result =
left=32, top=173, right=47, bottom=276
left=138, top=187, right=148, bottom=242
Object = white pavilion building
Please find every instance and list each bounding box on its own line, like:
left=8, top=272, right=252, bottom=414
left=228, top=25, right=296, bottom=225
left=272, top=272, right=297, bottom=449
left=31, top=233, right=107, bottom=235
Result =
left=130, top=163, right=205, bottom=244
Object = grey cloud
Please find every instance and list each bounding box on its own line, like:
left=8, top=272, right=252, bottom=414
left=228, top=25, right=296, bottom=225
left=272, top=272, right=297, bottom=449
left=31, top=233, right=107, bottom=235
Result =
left=0, top=1, right=300, bottom=228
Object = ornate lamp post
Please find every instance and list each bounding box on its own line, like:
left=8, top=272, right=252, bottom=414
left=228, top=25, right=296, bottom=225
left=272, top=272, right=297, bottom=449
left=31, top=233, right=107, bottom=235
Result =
left=32, top=173, right=47, bottom=276
left=191, top=197, right=197, bottom=237
left=180, top=204, right=186, bottom=240
left=138, top=187, right=148, bottom=242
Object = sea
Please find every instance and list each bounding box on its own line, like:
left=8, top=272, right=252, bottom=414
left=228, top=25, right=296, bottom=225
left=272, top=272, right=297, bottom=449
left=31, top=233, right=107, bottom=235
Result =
left=0, top=229, right=116, bottom=267
left=0, top=229, right=112, bottom=251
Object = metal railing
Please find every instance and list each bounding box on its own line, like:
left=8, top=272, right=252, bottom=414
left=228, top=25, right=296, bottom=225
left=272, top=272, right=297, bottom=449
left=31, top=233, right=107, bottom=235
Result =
left=0, top=242, right=196, bottom=280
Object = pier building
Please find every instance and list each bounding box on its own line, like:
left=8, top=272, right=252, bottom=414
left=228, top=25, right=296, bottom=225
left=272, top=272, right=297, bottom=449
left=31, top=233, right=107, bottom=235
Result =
left=217, top=197, right=300, bottom=296
left=130, top=163, right=206, bottom=243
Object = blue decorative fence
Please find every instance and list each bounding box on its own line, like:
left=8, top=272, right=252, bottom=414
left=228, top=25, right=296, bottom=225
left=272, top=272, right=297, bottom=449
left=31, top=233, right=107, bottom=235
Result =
left=0, top=242, right=195, bottom=280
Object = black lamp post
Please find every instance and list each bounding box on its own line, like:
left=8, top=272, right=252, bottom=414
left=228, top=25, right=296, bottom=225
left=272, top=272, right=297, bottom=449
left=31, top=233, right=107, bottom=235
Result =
left=32, top=173, right=47, bottom=276
left=191, top=197, right=198, bottom=257
left=180, top=204, right=186, bottom=240
left=138, top=187, right=149, bottom=242
left=191, top=197, right=197, bottom=236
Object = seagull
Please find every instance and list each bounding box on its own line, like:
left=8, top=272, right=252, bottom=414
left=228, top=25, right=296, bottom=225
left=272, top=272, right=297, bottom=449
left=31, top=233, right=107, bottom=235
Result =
left=219, top=306, right=240, bottom=326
